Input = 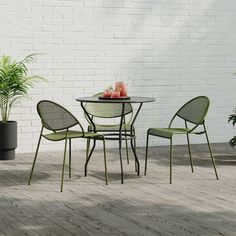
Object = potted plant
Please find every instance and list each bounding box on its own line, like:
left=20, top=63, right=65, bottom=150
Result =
left=0, top=54, right=43, bottom=160
left=228, top=109, right=236, bottom=147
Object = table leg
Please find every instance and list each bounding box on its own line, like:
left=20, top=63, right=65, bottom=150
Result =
left=81, top=102, right=97, bottom=176
left=81, top=102, right=96, bottom=132
left=130, top=103, right=143, bottom=175
left=131, top=128, right=138, bottom=173
left=131, top=133, right=140, bottom=176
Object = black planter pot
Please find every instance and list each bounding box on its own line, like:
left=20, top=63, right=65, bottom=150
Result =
left=0, top=121, right=17, bottom=160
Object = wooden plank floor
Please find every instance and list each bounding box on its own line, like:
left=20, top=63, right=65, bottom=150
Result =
left=0, top=142, right=236, bottom=236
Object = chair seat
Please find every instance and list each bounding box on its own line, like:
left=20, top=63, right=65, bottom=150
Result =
left=148, top=128, right=190, bottom=139
left=88, top=123, right=133, bottom=132
left=43, top=130, right=103, bottom=141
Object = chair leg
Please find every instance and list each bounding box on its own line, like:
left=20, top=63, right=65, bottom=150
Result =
left=28, top=133, right=42, bottom=185
left=204, top=128, right=219, bottom=180
left=102, top=138, right=108, bottom=185
left=119, top=137, right=124, bottom=184
left=86, top=127, right=91, bottom=161
left=186, top=134, right=194, bottom=173
left=69, top=139, right=72, bottom=178
left=123, top=117, right=129, bottom=164
left=144, top=131, right=149, bottom=176
left=132, top=129, right=138, bottom=172
left=125, top=133, right=129, bottom=164
left=131, top=136, right=140, bottom=176
left=170, top=139, right=173, bottom=184
left=61, top=136, right=68, bottom=192
left=84, top=139, right=96, bottom=177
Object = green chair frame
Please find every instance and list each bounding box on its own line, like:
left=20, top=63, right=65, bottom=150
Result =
left=84, top=93, right=136, bottom=164
left=145, top=96, right=219, bottom=184
left=28, top=100, right=107, bottom=192
left=83, top=94, right=138, bottom=183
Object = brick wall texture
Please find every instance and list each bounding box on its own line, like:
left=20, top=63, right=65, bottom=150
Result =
left=0, top=0, right=236, bottom=153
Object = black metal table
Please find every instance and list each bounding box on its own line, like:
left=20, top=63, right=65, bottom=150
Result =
left=76, top=96, right=155, bottom=183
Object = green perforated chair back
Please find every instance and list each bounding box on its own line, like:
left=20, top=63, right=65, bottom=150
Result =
left=37, top=100, right=79, bottom=131
left=84, top=93, right=133, bottom=118
left=175, top=96, right=210, bottom=125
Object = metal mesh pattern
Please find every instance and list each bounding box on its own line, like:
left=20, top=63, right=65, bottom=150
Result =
left=176, top=96, right=209, bottom=124
left=84, top=93, right=133, bottom=118
left=37, top=101, right=78, bottom=131
left=84, top=102, right=132, bottom=118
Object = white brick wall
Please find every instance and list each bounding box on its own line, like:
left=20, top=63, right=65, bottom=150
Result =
left=1, top=0, right=236, bottom=153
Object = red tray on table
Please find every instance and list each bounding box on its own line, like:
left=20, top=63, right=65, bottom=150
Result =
left=98, top=96, right=130, bottom=100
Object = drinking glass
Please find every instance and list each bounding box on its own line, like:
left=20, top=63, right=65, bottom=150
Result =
left=115, top=74, right=130, bottom=97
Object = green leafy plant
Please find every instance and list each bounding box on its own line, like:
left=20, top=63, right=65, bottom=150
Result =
left=228, top=109, right=236, bottom=147
left=0, top=54, right=44, bottom=123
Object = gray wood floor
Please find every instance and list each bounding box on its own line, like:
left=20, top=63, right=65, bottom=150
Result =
left=0, top=142, right=236, bottom=236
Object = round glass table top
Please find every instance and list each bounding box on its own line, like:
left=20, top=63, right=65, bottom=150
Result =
left=76, top=96, right=155, bottom=103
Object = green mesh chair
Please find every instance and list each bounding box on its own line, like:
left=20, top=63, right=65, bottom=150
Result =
left=84, top=93, right=136, bottom=164
left=84, top=95, right=138, bottom=182
left=28, top=100, right=107, bottom=192
left=145, top=96, right=218, bottom=184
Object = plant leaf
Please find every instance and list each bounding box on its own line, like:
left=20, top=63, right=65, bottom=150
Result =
left=0, top=54, right=45, bottom=122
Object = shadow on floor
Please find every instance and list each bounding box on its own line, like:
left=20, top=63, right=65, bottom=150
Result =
left=138, top=143, right=236, bottom=167
left=0, top=194, right=235, bottom=236
left=0, top=170, right=50, bottom=188
left=88, top=170, right=141, bottom=183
